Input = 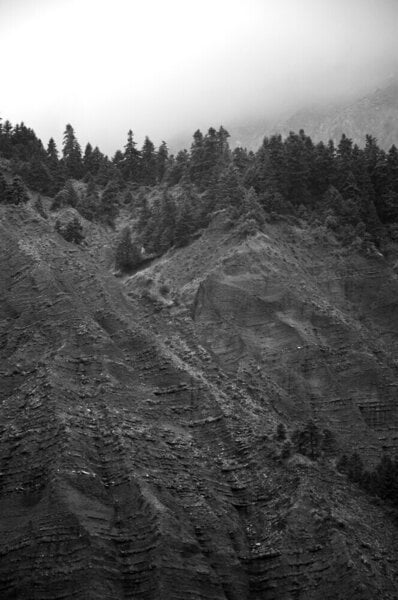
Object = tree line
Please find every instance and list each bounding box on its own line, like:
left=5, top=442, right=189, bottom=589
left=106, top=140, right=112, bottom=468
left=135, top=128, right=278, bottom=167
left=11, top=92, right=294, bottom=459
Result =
left=1, top=118, right=398, bottom=257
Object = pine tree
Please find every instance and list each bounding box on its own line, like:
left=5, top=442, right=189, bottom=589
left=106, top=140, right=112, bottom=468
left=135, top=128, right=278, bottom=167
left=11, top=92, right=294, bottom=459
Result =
left=239, top=187, right=265, bottom=226
left=51, top=179, right=79, bottom=210
left=284, top=130, right=312, bottom=206
left=46, top=137, right=63, bottom=192
left=141, top=136, right=157, bottom=185
left=83, top=142, right=94, bottom=175
left=47, top=137, right=59, bottom=166
left=292, top=420, right=321, bottom=460
left=141, top=200, right=160, bottom=253
left=189, top=129, right=205, bottom=184
left=9, top=176, right=29, bottom=205
left=122, top=130, right=140, bottom=181
left=311, top=141, right=335, bottom=199
left=200, top=127, right=221, bottom=187
left=156, top=141, right=169, bottom=183
left=0, top=172, right=9, bottom=203
left=232, top=147, right=251, bottom=176
left=216, top=164, right=244, bottom=213
left=56, top=217, right=84, bottom=244
left=174, top=190, right=197, bottom=247
left=387, top=145, right=398, bottom=194
left=115, top=226, right=141, bottom=272
left=167, top=150, right=190, bottom=185
left=217, top=126, right=231, bottom=166
left=0, top=120, right=13, bottom=158
left=136, top=193, right=151, bottom=235
left=62, top=124, right=83, bottom=179
left=78, top=177, right=100, bottom=221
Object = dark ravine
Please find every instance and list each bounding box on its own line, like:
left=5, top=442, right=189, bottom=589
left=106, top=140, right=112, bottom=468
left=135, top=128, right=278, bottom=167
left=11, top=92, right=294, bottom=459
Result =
left=1, top=205, right=398, bottom=599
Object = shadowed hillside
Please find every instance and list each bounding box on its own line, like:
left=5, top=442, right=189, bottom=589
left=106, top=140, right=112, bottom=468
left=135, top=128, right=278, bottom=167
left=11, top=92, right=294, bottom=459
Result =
left=2, top=116, right=398, bottom=598
left=1, top=202, right=398, bottom=598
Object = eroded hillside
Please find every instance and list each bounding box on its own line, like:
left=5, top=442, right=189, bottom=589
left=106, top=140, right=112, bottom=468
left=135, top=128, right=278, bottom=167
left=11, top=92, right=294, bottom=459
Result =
left=1, top=204, right=398, bottom=599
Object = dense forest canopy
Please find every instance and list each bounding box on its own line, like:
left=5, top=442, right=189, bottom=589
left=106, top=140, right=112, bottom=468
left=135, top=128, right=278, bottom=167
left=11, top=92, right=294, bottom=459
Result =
left=1, top=117, right=398, bottom=256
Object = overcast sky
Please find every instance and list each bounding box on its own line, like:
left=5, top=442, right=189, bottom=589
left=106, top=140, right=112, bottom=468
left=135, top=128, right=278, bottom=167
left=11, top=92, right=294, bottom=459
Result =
left=1, top=0, right=397, bottom=155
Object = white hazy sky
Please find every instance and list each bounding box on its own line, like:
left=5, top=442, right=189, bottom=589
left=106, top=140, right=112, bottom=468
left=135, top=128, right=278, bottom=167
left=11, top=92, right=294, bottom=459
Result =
left=1, top=0, right=397, bottom=155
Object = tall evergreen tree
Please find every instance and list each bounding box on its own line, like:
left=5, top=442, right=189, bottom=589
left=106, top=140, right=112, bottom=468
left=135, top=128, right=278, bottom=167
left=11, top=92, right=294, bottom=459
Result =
left=167, top=150, right=190, bottom=185
left=0, top=172, right=9, bottom=203
left=8, top=176, right=29, bottom=205
left=115, top=226, right=141, bottom=272
left=122, top=130, right=141, bottom=181
left=141, top=136, right=157, bottom=185
left=189, top=129, right=205, bottom=185
left=216, top=164, right=244, bottom=213
left=62, top=124, right=83, bottom=179
left=156, top=141, right=169, bottom=183
left=78, top=177, right=100, bottom=221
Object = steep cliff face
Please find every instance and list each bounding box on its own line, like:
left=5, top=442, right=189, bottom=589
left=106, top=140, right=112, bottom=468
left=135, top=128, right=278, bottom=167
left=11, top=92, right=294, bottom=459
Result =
left=149, top=216, right=398, bottom=461
left=1, top=205, right=398, bottom=599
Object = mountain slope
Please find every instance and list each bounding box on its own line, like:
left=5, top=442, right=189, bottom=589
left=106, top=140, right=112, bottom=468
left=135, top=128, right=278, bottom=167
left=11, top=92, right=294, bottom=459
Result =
left=223, top=78, right=398, bottom=151
left=1, top=205, right=398, bottom=599
left=278, top=78, right=398, bottom=149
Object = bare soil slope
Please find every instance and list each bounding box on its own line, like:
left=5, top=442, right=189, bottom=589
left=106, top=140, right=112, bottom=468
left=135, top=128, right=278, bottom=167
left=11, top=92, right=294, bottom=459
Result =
left=1, top=206, right=398, bottom=599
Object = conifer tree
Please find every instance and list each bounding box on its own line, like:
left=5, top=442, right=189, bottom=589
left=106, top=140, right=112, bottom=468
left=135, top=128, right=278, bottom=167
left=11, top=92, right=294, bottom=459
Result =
left=56, top=217, right=84, bottom=244
left=47, top=137, right=59, bottom=166
left=239, top=187, right=265, bottom=225
left=0, top=172, right=9, bottom=203
left=156, top=141, right=169, bottom=183
left=174, top=190, right=197, bottom=247
left=78, top=177, right=100, bottom=221
left=189, top=129, right=205, bottom=184
left=216, top=164, right=244, bottom=213
left=83, top=142, right=94, bottom=175
left=167, top=150, right=190, bottom=185
left=51, top=179, right=79, bottom=210
left=62, top=124, right=83, bottom=179
left=9, top=176, right=29, bottom=205
left=387, top=145, right=398, bottom=194
left=141, top=136, right=157, bottom=185
left=45, top=137, right=63, bottom=192
left=232, top=147, right=251, bottom=176
left=292, top=420, right=321, bottom=460
left=115, top=226, right=141, bottom=272
left=122, top=130, right=140, bottom=181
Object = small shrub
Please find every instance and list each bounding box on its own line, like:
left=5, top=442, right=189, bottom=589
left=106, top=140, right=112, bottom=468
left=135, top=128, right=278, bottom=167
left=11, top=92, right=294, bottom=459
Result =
left=55, top=217, right=84, bottom=244
left=276, top=423, right=287, bottom=441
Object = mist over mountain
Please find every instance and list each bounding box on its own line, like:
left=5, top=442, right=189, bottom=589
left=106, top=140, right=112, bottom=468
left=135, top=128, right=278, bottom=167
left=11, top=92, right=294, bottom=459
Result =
left=169, top=75, right=398, bottom=154
left=1, top=0, right=398, bottom=155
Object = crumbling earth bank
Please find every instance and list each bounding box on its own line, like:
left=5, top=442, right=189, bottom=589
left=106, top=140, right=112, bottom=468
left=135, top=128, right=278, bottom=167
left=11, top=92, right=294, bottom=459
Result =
left=0, top=208, right=398, bottom=599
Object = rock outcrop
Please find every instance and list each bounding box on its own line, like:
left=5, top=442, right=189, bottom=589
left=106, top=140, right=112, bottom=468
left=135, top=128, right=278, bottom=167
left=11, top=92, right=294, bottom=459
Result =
left=1, top=205, right=398, bottom=599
